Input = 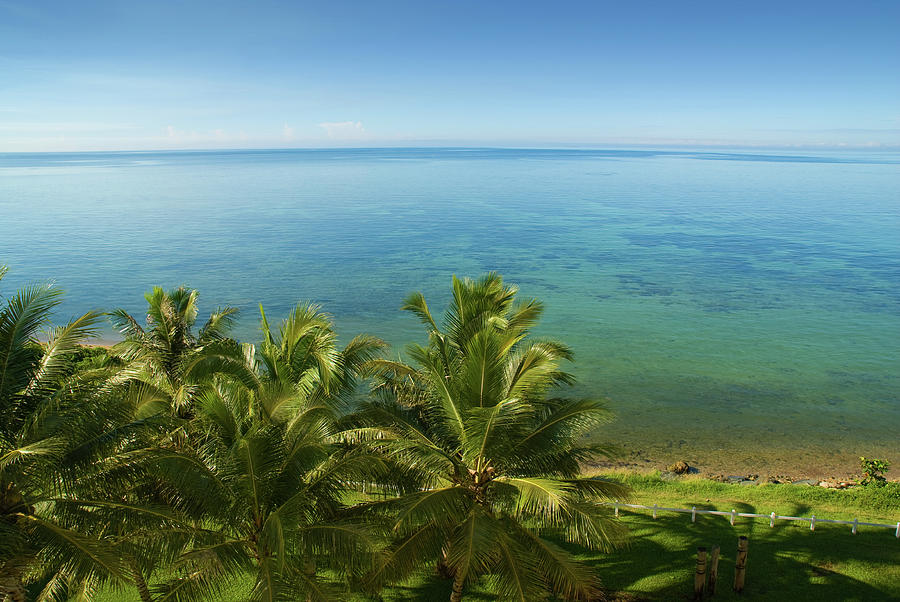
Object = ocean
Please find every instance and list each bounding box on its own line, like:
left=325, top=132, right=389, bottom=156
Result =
left=2, top=147, right=898, bottom=474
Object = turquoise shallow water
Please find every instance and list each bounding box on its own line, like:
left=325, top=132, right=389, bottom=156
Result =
left=1, top=148, right=898, bottom=474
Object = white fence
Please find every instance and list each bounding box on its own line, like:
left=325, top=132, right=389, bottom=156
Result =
left=608, top=501, right=900, bottom=537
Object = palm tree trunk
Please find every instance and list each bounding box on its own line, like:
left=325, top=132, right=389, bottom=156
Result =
left=436, top=556, right=453, bottom=579
left=131, top=560, right=153, bottom=602
left=436, top=546, right=453, bottom=579
left=449, top=570, right=466, bottom=602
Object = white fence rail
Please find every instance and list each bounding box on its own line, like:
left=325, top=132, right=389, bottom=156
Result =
left=607, top=501, right=900, bottom=537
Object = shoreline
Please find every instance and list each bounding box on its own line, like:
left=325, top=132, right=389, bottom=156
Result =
left=585, top=447, right=897, bottom=485
left=594, top=418, right=898, bottom=484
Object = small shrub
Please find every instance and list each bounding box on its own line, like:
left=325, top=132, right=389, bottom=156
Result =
left=859, top=456, right=890, bottom=487
left=855, top=480, right=900, bottom=512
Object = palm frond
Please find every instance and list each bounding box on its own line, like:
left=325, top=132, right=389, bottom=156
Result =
left=388, top=486, right=470, bottom=532
left=458, top=329, right=506, bottom=408
left=26, top=514, right=129, bottom=584
left=558, top=499, right=627, bottom=552
left=510, top=398, right=614, bottom=456
left=0, top=437, right=64, bottom=471
left=108, top=308, right=146, bottom=342
left=364, top=521, right=447, bottom=589
left=505, top=519, right=603, bottom=601
left=462, top=397, right=532, bottom=468
left=280, top=563, right=336, bottom=602
left=198, top=306, right=239, bottom=344
left=354, top=400, right=455, bottom=465
left=154, top=541, right=250, bottom=602
left=0, top=282, right=63, bottom=403
left=25, top=310, right=103, bottom=398
left=400, top=291, right=440, bottom=333
left=181, top=340, right=260, bottom=392
left=504, top=341, right=573, bottom=399
left=491, top=476, right=573, bottom=520
left=490, top=531, right=541, bottom=602
left=444, top=509, right=502, bottom=587
left=504, top=298, right=544, bottom=338
left=563, top=477, right=630, bottom=502
left=294, top=522, right=381, bottom=573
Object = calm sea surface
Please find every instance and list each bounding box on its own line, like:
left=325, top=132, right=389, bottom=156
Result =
left=2, top=148, right=898, bottom=473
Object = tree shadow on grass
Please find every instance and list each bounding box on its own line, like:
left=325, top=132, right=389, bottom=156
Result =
left=579, top=503, right=899, bottom=601
left=368, top=574, right=497, bottom=602
left=356, top=499, right=897, bottom=602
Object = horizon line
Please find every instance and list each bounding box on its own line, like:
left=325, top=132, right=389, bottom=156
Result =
left=2, top=142, right=900, bottom=155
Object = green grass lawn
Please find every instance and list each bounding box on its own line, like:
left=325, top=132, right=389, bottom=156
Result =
left=95, top=473, right=900, bottom=601
left=577, top=473, right=900, bottom=600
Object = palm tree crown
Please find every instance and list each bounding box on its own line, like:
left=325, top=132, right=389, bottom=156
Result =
left=110, top=287, right=253, bottom=418
left=150, top=302, right=387, bottom=602
left=360, top=273, right=626, bottom=601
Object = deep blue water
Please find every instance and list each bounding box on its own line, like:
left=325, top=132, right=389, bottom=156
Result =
left=1, top=147, right=898, bottom=471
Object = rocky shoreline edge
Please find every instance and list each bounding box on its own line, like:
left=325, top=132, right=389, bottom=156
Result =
left=658, top=460, right=858, bottom=489
left=586, top=458, right=896, bottom=490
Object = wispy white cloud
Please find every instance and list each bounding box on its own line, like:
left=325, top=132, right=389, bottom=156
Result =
left=318, top=120, right=365, bottom=139
left=282, top=123, right=295, bottom=141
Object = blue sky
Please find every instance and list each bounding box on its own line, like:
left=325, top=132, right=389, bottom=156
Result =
left=1, top=0, right=898, bottom=151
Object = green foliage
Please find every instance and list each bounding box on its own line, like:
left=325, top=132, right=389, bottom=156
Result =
left=10, top=267, right=894, bottom=602
left=109, top=286, right=254, bottom=419
left=358, top=273, right=626, bottom=601
left=144, top=301, right=388, bottom=602
left=0, top=267, right=142, bottom=599
left=859, top=456, right=890, bottom=486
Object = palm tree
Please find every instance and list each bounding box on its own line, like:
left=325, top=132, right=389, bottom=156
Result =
left=110, top=286, right=256, bottom=419
left=359, top=273, right=627, bottom=601
left=150, top=302, right=388, bottom=601
left=256, top=301, right=386, bottom=419
left=0, top=268, right=127, bottom=600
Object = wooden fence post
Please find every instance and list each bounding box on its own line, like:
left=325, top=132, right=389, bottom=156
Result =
left=614, top=500, right=619, bottom=517
left=694, top=547, right=707, bottom=599
left=769, top=512, right=775, bottom=528
left=810, top=515, right=816, bottom=531
left=653, top=503, right=658, bottom=519
left=692, top=506, right=697, bottom=523
left=852, top=518, right=858, bottom=535
left=730, top=509, right=736, bottom=526
left=733, top=536, right=748, bottom=593
left=708, top=545, right=721, bottom=596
